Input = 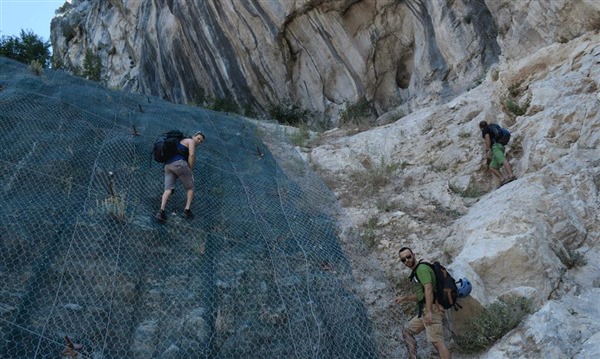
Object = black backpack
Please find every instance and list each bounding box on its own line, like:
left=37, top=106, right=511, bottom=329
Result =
left=153, top=130, right=184, bottom=163
left=488, top=124, right=511, bottom=145
left=410, top=260, right=461, bottom=311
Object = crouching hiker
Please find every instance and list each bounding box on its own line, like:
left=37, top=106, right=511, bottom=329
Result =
left=155, top=130, right=205, bottom=222
left=479, top=120, right=516, bottom=187
left=395, top=247, right=451, bottom=359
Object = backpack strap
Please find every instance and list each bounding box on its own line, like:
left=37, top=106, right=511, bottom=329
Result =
left=408, top=260, right=427, bottom=283
left=409, top=260, right=433, bottom=317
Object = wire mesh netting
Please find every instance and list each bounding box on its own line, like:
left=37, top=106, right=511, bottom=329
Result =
left=0, top=57, right=381, bottom=358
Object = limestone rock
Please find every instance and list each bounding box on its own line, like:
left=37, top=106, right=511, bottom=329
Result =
left=485, top=290, right=600, bottom=358
left=50, top=1, right=600, bottom=122
left=487, top=0, right=600, bottom=59
left=51, top=0, right=502, bottom=121
left=308, top=32, right=600, bottom=357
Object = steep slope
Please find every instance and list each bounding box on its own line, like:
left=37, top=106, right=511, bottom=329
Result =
left=0, top=57, right=380, bottom=359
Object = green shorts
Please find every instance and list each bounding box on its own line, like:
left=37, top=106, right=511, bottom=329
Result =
left=489, top=143, right=505, bottom=170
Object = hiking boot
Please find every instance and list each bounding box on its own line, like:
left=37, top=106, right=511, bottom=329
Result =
left=182, top=209, right=194, bottom=219
left=155, top=209, right=167, bottom=223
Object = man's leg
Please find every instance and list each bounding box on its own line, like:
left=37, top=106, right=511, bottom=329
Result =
left=489, top=167, right=504, bottom=181
left=432, top=341, right=451, bottom=359
left=184, top=188, right=194, bottom=210
left=155, top=189, right=172, bottom=222
left=502, top=159, right=515, bottom=179
left=402, top=328, right=418, bottom=359
left=403, top=316, right=424, bottom=359
left=161, top=165, right=177, bottom=211
left=426, top=308, right=451, bottom=359
left=156, top=166, right=176, bottom=221
left=160, top=189, right=172, bottom=211
left=175, top=162, right=195, bottom=212
left=490, top=145, right=507, bottom=183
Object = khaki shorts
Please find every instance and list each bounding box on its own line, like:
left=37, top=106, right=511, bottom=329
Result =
left=164, top=159, right=194, bottom=190
left=405, top=305, right=445, bottom=343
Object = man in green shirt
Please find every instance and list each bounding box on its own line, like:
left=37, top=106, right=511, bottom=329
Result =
left=395, top=247, right=451, bottom=359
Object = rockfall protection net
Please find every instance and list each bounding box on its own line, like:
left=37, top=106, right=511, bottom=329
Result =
left=0, top=57, right=380, bottom=358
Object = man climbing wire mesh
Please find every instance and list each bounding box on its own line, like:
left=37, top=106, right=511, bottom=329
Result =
left=156, top=131, right=205, bottom=222
left=479, top=120, right=516, bottom=187
left=395, top=247, right=451, bottom=359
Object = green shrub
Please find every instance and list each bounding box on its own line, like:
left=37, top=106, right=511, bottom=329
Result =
left=243, top=103, right=258, bottom=118
left=567, top=250, right=587, bottom=268
left=98, top=195, right=127, bottom=220
left=269, top=101, right=311, bottom=126
left=340, top=99, right=373, bottom=126
left=29, top=60, right=43, bottom=76
left=508, top=82, right=523, bottom=98
left=375, top=199, right=395, bottom=212
left=82, top=49, right=102, bottom=81
left=71, top=65, right=82, bottom=77
left=556, top=248, right=588, bottom=269
left=449, top=182, right=482, bottom=198
left=361, top=217, right=378, bottom=248
left=454, top=296, right=533, bottom=353
left=350, top=157, right=402, bottom=195
left=0, top=30, right=51, bottom=68
left=505, top=97, right=527, bottom=116
left=458, top=131, right=471, bottom=138
left=190, top=86, right=207, bottom=106
left=289, top=123, right=310, bottom=147
left=209, top=96, right=240, bottom=113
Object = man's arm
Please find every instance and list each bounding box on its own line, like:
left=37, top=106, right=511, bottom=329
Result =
left=484, top=133, right=492, bottom=152
left=186, top=138, right=196, bottom=171
left=395, top=294, right=417, bottom=304
left=423, top=282, right=434, bottom=324
left=423, top=282, right=434, bottom=312
left=483, top=133, right=493, bottom=164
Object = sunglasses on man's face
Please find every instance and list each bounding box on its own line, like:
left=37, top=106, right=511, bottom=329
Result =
left=400, top=254, right=412, bottom=263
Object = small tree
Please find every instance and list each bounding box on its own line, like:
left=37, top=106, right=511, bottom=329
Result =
left=82, top=49, right=102, bottom=81
left=209, top=96, right=240, bottom=113
left=268, top=101, right=311, bottom=126
left=339, top=99, right=373, bottom=126
left=0, top=29, right=51, bottom=68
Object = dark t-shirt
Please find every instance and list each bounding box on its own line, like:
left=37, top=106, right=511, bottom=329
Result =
left=481, top=124, right=501, bottom=143
left=165, top=142, right=190, bottom=164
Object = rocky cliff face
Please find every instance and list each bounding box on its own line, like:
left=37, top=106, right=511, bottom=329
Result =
left=306, top=31, right=600, bottom=358
left=51, top=0, right=507, bottom=122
